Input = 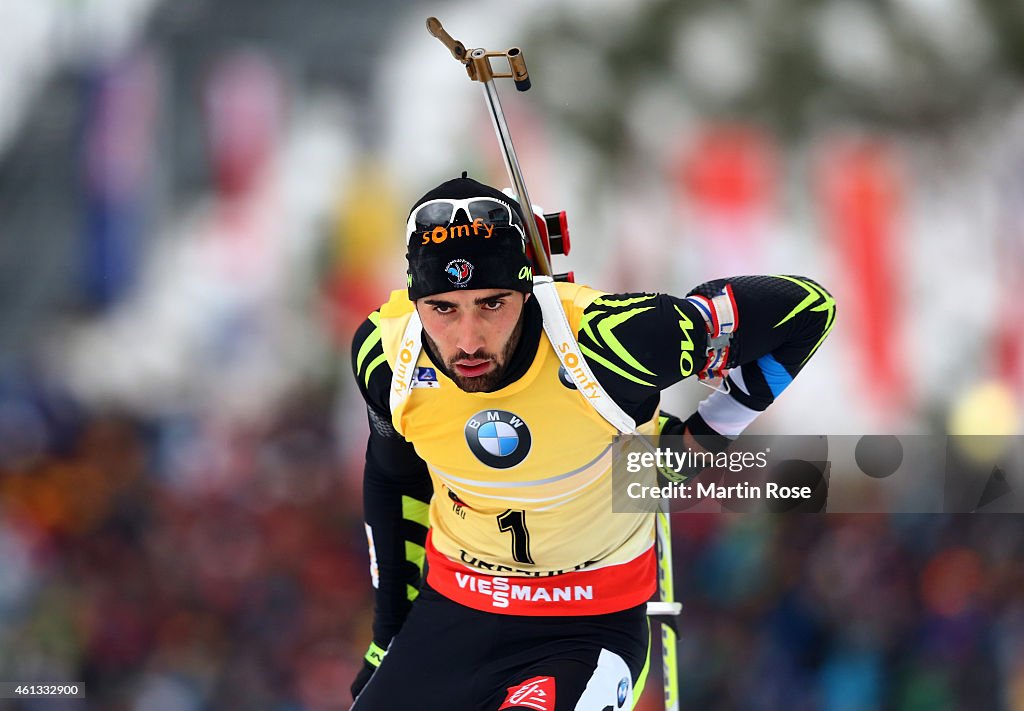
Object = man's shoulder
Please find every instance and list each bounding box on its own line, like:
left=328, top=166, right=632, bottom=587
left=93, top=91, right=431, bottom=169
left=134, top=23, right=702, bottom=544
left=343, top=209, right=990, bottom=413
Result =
left=552, top=280, right=606, bottom=309
left=352, top=309, right=392, bottom=414
left=351, top=289, right=416, bottom=365
left=379, top=288, right=415, bottom=318
left=548, top=281, right=608, bottom=334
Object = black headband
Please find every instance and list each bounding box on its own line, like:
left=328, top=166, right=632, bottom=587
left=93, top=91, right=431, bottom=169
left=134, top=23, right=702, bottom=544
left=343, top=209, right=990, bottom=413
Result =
left=406, top=175, right=533, bottom=300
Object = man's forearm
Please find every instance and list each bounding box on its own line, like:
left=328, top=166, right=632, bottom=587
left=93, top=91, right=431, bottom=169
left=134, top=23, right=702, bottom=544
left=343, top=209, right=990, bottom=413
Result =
left=362, top=429, right=432, bottom=645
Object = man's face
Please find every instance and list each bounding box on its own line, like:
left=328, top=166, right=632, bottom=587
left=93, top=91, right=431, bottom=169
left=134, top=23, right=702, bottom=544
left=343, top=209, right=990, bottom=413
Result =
left=416, top=288, right=529, bottom=393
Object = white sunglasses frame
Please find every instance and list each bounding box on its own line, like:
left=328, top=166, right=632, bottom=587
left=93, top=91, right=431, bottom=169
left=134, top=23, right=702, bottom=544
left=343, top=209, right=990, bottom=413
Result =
left=405, top=197, right=525, bottom=245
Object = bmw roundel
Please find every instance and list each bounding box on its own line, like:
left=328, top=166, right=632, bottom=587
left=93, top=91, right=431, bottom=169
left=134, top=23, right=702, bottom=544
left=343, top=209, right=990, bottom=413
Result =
left=465, top=410, right=532, bottom=468
left=617, top=677, right=630, bottom=707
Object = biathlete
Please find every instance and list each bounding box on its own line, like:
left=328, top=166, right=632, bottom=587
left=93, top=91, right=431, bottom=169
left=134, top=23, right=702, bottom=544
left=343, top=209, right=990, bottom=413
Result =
left=350, top=173, right=835, bottom=710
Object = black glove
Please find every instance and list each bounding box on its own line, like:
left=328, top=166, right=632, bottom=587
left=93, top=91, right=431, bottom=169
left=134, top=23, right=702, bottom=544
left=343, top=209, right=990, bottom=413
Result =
left=351, top=641, right=386, bottom=701
left=655, top=410, right=730, bottom=484
left=350, top=659, right=377, bottom=701
left=658, top=411, right=685, bottom=436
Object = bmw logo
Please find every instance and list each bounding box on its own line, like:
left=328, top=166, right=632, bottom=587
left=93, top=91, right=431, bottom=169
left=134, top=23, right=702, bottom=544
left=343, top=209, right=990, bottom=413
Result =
left=465, top=410, right=532, bottom=469
left=617, top=677, right=630, bottom=707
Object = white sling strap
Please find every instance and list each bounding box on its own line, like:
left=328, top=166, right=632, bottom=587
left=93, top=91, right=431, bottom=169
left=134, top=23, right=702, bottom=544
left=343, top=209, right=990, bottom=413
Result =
left=389, top=279, right=637, bottom=436
left=533, top=277, right=637, bottom=434
left=388, top=309, right=425, bottom=423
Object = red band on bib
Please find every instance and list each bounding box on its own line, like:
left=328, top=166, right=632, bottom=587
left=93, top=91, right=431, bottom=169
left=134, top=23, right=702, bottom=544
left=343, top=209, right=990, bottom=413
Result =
left=425, top=534, right=656, bottom=616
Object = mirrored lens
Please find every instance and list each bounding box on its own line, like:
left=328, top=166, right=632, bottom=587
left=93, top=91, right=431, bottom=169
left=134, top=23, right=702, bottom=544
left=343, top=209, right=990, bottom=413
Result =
left=411, top=198, right=518, bottom=234
left=413, top=202, right=455, bottom=231
left=468, top=200, right=514, bottom=227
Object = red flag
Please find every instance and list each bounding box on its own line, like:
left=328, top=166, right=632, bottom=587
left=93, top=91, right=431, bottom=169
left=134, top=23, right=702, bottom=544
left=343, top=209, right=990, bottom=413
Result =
left=676, top=123, right=778, bottom=275
left=818, top=137, right=909, bottom=414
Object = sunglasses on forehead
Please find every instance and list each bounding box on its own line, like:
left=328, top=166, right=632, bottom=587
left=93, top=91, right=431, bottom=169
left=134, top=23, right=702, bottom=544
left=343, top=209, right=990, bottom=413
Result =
left=405, top=198, right=524, bottom=244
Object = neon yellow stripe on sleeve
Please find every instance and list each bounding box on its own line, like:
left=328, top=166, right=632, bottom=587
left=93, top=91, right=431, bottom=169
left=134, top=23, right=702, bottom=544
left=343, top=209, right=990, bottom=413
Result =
left=579, top=344, right=654, bottom=387
left=401, top=496, right=430, bottom=527
left=363, top=353, right=388, bottom=388
left=405, top=541, right=425, bottom=575
left=355, top=312, right=383, bottom=374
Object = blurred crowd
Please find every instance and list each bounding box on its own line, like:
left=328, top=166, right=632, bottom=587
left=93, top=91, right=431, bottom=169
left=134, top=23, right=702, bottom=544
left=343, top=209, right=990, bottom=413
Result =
left=670, top=515, right=1024, bottom=711
left=2, top=399, right=1022, bottom=710
left=0, top=388, right=374, bottom=710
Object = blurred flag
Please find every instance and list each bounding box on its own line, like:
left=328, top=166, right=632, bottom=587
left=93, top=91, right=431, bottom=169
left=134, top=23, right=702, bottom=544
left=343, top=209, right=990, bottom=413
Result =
left=202, top=49, right=285, bottom=281
left=204, top=50, right=283, bottom=204
left=80, top=48, right=160, bottom=310
left=322, top=161, right=403, bottom=342
left=995, top=156, right=1024, bottom=396
left=676, top=124, right=778, bottom=275
left=818, top=137, right=909, bottom=416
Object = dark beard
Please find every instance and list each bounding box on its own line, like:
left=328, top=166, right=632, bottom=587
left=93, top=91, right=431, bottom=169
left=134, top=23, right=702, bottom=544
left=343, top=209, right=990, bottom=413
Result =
left=424, top=313, right=526, bottom=393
